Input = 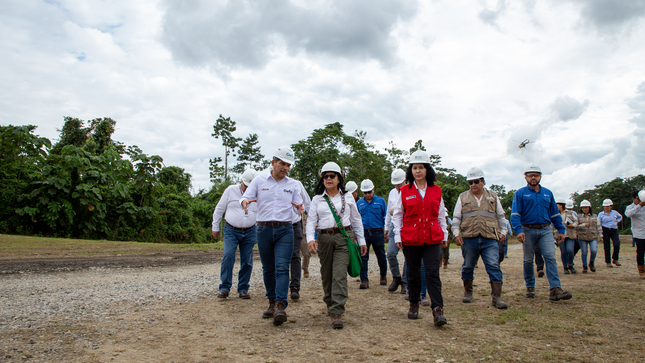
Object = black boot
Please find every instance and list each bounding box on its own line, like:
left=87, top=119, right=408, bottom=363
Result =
left=388, top=276, right=402, bottom=292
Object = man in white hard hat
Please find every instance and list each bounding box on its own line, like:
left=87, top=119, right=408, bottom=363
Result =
left=510, top=164, right=572, bottom=301
left=288, top=179, right=312, bottom=300
left=345, top=181, right=359, bottom=201
left=357, top=179, right=388, bottom=289
left=241, top=146, right=304, bottom=326
left=385, top=169, right=407, bottom=293
left=626, top=190, right=645, bottom=278
left=452, top=167, right=509, bottom=309
left=212, top=169, right=259, bottom=300
left=598, top=199, right=623, bottom=267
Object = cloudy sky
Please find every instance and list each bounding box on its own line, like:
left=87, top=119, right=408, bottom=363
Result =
left=2, top=0, right=645, bottom=200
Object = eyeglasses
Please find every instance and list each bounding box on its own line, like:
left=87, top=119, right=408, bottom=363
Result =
left=322, top=173, right=337, bottom=180
left=468, top=179, right=481, bottom=185
left=525, top=174, right=541, bottom=178
left=363, top=191, right=373, bottom=194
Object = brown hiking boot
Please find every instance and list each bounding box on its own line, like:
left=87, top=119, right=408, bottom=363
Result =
left=613, top=259, right=622, bottom=266
left=408, top=303, right=419, bottom=319
left=462, top=279, right=473, bottom=303
left=303, top=269, right=309, bottom=278
left=432, top=306, right=447, bottom=327
left=380, top=276, right=387, bottom=286
left=443, top=258, right=448, bottom=269
left=549, top=287, right=572, bottom=301
left=526, top=287, right=535, bottom=298
left=330, top=313, right=344, bottom=329
left=388, top=276, right=402, bottom=292
left=638, top=265, right=645, bottom=279
left=273, top=302, right=287, bottom=325
left=359, top=281, right=369, bottom=289
left=490, top=281, right=508, bottom=309
left=262, top=298, right=275, bottom=319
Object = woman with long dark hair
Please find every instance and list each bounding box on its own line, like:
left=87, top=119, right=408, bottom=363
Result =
left=392, top=150, right=449, bottom=327
left=306, top=162, right=367, bottom=329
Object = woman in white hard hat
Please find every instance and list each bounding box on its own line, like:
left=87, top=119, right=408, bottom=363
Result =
left=392, top=150, right=449, bottom=327
left=577, top=200, right=601, bottom=273
left=557, top=200, right=579, bottom=274
left=598, top=199, right=623, bottom=267
left=306, top=162, right=367, bottom=329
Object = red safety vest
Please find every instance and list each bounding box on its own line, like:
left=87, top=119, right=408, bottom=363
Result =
left=400, top=184, right=444, bottom=246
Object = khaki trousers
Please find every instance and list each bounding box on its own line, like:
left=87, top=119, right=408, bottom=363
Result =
left=318, top=230, right=352, bottom=315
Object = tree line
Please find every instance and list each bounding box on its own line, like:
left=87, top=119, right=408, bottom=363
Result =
left=1, top=116, right=642, bottom=243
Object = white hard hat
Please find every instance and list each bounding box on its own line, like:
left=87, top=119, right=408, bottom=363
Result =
left=319, top=161, right=343, bottom=177
left=580, top=200, right=591, bottom=208
left=273, top=146, right=295, bottom=164
left=241, top=169, right=258, bottom=186
left=639, top=190, right=645, bottom=201
left=556, top=197, right=566, bottom=204
left=466, top=167, right=485, bottom=181
left=409, top=150, right=430, bottom=164
left=345, top=181, right=358, bottom=193
left=524, top=164, right=542, bottom=175
left=565, top=200, right=574, bottom=209
left=360, top=179, right=375, bottom=192
left=391, top=169, right=406, bottom=185
left=602, top=199, right=613, bottom=207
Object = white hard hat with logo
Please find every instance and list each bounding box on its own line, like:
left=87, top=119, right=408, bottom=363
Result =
left=345, top=181, right=358, bottom=193
left=273, top=146, right=295, bottom=164
left=524, top=164, right=542, bottom=175
left=360, top=179, right=375, bottom=192
left=580, top=200, right=591, bottom=208
left=409, top=150, right=430, bottom=164
left=241, top=169, right=258, bottom=186
left=556, top=197, right=566, bottom=204
left=602, top=199, right=613, bottom=207
left=319, top=162, right=343, bottom=177
left=565, top=200, right=574, bottom=209
left=639, top=190, right=645, bottom=201
left=391, top=169, right=406, bottom=185
left=466, top=167, right=485, bottom=181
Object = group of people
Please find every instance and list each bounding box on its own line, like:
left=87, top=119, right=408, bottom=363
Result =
left=212, top=145, right=645, bottom=330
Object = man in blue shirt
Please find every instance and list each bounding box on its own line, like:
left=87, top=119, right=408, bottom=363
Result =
left=357, top=179, right=388, bottom=289
left=510, top=165, right=573, bottom=301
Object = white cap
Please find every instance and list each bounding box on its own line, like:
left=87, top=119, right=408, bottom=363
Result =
left=391, top=169, right=406, bottom=185
left=241, top=169, right=258, bottom=186
left=556, top=197, right=566, bottom=204
left=345, top=181, right=358, bottom=193
left=580, top=200, right=591, bottom=208
left=273, top=146, right=295, bottom=164
left=319, top=162, right=342, bottom=177
left=466, top=167, right=485, bottom=181
left=639, top=190, right=645, bottom=201
left=524, top=164, right=542, bottom=175
left=409, top=150, right=430, bottom=164
left=565, top=200, right=574, bottom=209
left=602, top=199, right=613, bottom=207
left=360, top=179, right=375, bottom=192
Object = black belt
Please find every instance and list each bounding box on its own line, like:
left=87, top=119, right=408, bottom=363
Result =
left=226, top=222, right=254, bottom=231
left=602, top=227, right=617, bottom=230
left=257, top=221, right=291, bottom=227
left=366, top=228, right=383, bottom=233
left=318, top=226, right=353, bottom=235
left=522, top=223, right=550, bottom=229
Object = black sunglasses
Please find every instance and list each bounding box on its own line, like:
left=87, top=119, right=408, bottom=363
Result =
left=322, top=173, right=337, bottom=180
left=468, top=179, right=481, bottom=185
left=363, top=190, right=373, bottom=194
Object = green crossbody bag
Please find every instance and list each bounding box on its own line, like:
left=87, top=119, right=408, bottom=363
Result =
left=323, top=195, right=363, bottom=277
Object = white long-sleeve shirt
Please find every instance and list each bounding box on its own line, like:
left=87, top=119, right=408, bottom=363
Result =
left=625, top=203, right=645, bottom=239
left=240, top=173, right=303, bottom=222
left=384, top=187, right=399, bottom=231
left=306, top=191, right=366, bottom=246
left=451, top=192, right=507, bottom=237
left=392, top=182, right=448, bottom=243
left=291, top=180, right=312, bottom=224
left=212, top=184, right=257, bottom=231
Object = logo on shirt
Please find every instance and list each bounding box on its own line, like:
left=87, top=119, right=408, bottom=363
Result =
left=406, top=195, right=416, bottom=200
left=261, top=188, right=270, bottom=191
left=283, top=189, right=293, bottom=194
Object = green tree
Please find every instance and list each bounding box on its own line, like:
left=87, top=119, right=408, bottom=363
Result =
left=49, top=117, right=91, bottom=155
left=489, top=184, right=516, bottom=219
left=210, top=115, right=241, bottom=182
left=384, top=141, right=408, bottom=171
left=233, top=133, right=264, bottom=174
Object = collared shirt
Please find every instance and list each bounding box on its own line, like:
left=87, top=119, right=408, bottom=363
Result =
left=626, top=203, right=645, bottom=239
left=291, top=180, right=312, bottom=224
left=357, top=194, right=387, bottom=229
left=451, top=190, right=507, bottom=237
left=212, top=184, right=257, bottom=231
left=510, top=184, right=565, bottom=235
left=392, top=182, right=449, bottom=243
left=306, top=191, right=366, bottom=246
left=240, top=173, right=303, bottom=223
left=384, top=187, right=400, bottom=231
left=597, top=210, right=623, bottom=229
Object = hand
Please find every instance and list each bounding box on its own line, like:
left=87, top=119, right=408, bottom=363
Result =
left=241, top=199, right=257, bottom=213
left=441, top=240, right=449, bottom=248
left=517, top=232, right=526, bottom=243
left=360, top=245, right=368, bottom=256
left=212, top=231, right=219, bottom=240
left=396, top=242, right=403, bottom=249
left=308, top=240, right=317, bottom=255
left=384, top=231, right=389, bottom=243
left=454, top=235, right=463, bottom=246
left=291, top=202, right=304, bottom=215
left=640, top=201, right=645, bottom=207
left=499, top=234, right=506, bottom=243
left=566, top=224, right=575, bottom=229
left=557, top=233, right=565, bottom=244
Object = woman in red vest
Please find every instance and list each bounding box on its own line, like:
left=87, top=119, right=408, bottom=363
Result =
left=392, top=150, right=449, bottom=327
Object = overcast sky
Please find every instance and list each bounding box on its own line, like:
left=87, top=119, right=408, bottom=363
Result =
left=2, top=0, right=645, bottom=202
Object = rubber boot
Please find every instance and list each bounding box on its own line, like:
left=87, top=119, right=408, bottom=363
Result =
left=638, top=265, right=645, bottom=279
left=462, top=279, right=473, bottom=303
left=490, top=281, right=508, bottom=309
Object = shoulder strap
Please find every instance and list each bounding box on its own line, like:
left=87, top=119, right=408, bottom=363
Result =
left=323, top=195, right=350, bottom=240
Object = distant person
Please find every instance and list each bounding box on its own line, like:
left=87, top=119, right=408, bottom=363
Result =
left=557, top=199, right=578, bottom=274
left=577, top=200, right=601, bottom=273
left=289, top=180, right=312, bottom=300
left=510, top=165, right=572, bottom=301
left=442, top=216, right=453, bottom=269
left=500, top=219, right=512, bottom=263
left=385, top=169, right=407, bottom=293
left=357, top=179, right=388, bottom=288
left=598, top=199, right=623, bottom=267
left=625, top=190, right=645, bottom=278
left=345, top=181, right=359, bottom=202
left=300, top=212, right=311, bottom=278
left=212, top=169, right=259, bottom=299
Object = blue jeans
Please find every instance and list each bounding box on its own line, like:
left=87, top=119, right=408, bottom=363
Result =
left=522, top=226, right=562, bottom=289
left=360, top=229, right=388, bottom=282
left=386, top=224, right=407, bottom=281
left=579, top=239, right=598, bottom=267
left=559, top=237, right=575, bottom=267
left=256, top=224, right=294, bottom=307
left=219, top=223, right=256, bottom=293
left=461, top=237, right=503, bottom=282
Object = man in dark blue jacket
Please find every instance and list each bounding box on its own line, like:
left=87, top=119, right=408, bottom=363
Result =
left=357, top=179, right=388, bottom=289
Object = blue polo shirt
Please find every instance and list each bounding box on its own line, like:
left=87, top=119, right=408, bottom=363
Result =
left=510, top=185, right=565, bottom=235
left=357, top=195, right=387, bottom=229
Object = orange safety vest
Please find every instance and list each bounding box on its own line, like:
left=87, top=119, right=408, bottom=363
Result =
left=400, top=183, right=444, bottom=246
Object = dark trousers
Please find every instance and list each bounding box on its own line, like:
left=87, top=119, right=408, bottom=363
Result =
left=290, top=221, right=303, bottom=291
left=602, top=227, right=621, bottom=263
left=635, top=238, right=645, bottom=266
left=535, top=245, right=544, bottom=271
left=403, top=243, right=443, bottom=308
left=498, top=241, right=507, bottom=264
left=360, top=229, right=387, bottom=282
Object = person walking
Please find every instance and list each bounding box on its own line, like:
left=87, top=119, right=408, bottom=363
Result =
left=510, top=164, right=572, bottom=301
left=577, top=200, right=601, bottom=273
left=289, top=180, right=312, bottom=300
left=393, top=150, right=449, bottom=327
left=559, top=200, right=579, bottom=274
left=442, top=217, right=453, bottom=269
left=452, top=167, right=508, bottom=309
left=212, top=169, right=259, bottom=299
left=385, top=169, right=407, bottom=293
left=346, top=181, right=359, bottom=201
left=306, top=162, right=367, bottom=329
left=300, top=212, right=311, bottom=278
left=598, top=199, right=623, bottom=267
left=241, top=146, right=304, bottom=326
left=357, top=179, right=388, bottom=289
left=625, top=190, right=645, bottom=278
